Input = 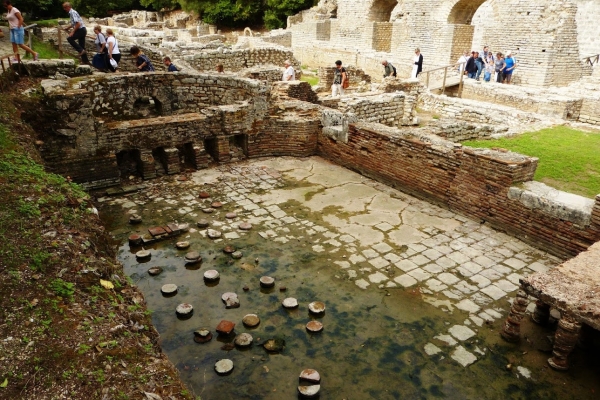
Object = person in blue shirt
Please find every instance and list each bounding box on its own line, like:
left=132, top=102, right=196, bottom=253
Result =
left=503, top=51, right=516, bottom=84
left=163, top=56, right=179, bottom=72
left=130, top=46, right=154, bottom=72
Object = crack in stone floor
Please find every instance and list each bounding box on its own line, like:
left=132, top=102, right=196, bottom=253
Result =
left=98, top=156, right=568, bottom=396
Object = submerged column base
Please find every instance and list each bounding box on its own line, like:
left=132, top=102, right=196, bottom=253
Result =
left=500, top=289, right=529, bottom=342
left=548, top=314, right=581, bottom=371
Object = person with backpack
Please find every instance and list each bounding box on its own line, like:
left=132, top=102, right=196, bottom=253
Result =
left=331, top=60, right=347, bottom=97
left=381, top=59, right=396, bottom=78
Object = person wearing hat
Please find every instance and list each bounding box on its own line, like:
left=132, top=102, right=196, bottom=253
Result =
left=282, top=59, right=295, bottom=81
left=503, top=51, right=516, bottom=84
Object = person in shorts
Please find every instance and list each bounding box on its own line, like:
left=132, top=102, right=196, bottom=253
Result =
left=3, top=1, right=38, bottom=62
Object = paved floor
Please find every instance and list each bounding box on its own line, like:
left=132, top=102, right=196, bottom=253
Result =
left=102, top=156, right=560, bottom=367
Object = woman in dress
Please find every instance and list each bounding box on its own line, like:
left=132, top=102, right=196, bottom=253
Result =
left=411, top=48, right=423, bottom=78
left=105, top=29, right=121, bottom=72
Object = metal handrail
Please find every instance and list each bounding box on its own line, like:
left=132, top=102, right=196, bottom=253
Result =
left=583, top=54, right=599, bottom=67
left=23, top=24, right=38, bottom=53
left=423, top=61, right=466, bottom=97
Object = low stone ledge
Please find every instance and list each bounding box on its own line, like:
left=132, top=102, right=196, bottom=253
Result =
left=508, top=181, right=594, bottom=227
left=106, top=113, right=204, bottom=129
left=16, top=59, right=92, bottom=78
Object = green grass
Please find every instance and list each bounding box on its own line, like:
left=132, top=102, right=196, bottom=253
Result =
left=30, top=19, right=62, bottom=28
left=463, top=126, right=600, bottom=198
left=28, top=36, right=77, bottom=61
left=300, top=75, right=319, bottom=86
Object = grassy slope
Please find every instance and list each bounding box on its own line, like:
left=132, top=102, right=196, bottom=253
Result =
left=463, top=126, right=600, bottom=198
left=0, top=88, right=193, bottom=399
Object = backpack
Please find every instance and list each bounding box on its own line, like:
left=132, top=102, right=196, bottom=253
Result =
left=342, top=67, right=349, bottom=88
left=391, top=63, right=397, bottom=77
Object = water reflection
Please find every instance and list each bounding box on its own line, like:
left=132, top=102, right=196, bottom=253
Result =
left=97, top=172, right=600, bottom=400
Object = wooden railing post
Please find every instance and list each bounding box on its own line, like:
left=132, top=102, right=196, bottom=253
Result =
left=57, top=27, right=64, bottom=59
left=426, top=71, right=430, bottom=88
left=458, top=64, right=465, bottom=98
left=441, top=67, right=447, bottom=95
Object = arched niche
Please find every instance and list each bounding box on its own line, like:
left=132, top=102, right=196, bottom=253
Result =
left=368, top=0, right=399, bottom=22
left=447, top=0, right=488, bottom=24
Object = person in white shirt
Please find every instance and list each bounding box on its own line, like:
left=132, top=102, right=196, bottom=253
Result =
left=282, top=60, right=295, bottom=81
left=3, top=1, right=38, bottom=62
left=457, top=50, right=469, bottom=74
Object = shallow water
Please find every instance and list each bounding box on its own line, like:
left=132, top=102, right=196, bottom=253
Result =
left=99, top=157, right=600, bottom=400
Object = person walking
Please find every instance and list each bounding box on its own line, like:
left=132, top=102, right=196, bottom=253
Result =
left=465, top=51, right=478, bottom=79
left=163, top=56, right=178, bottom=72
left=282, top=59, right=295, bottom=81
left=457, top=50, right=469, bottom=74
left=130, top=46, right=154, bottom=72
left=3, top=1, right=38, bottom=62
left=381, top=59, right=396, bottom=78
left=411, top=48, right=423, bottom=78
left=91, top=25, right=107, bottom=71
left=474, top=51, right=484, bottom=81
left=62, top=2, right=89, bottom=64
left=495, top=52, right=505, bottom=83
left=503, top=51, right=516, bottom=84
left=105, top=29, right=120, bottom=72
left=331, top=60, right=347, bottom=97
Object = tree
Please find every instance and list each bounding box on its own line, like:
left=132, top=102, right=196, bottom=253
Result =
left=180, top=0, right=263, bottom=26
left=72, top=0, right=138, bottom=18
left=13, top=0, right=58, bottom=20
left=138, top=0, right=178, bottom=12
left=263, top=0, right=317, bottom=30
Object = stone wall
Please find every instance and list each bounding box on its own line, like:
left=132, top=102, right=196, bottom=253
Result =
left=185, top=47, right=299, bottom=73
left=39, top=73, right=322, bottom=189
left=317, top=120, right=600, bottom=258
left=248, top=101, right=321, bottom=158
left=337, top=93, right=407, bottom=127
left=289, top=0, right=588, bottom=87
left=418, top=92, right=558, bottom=130
left=458, top=81, right=583, bottom=120
left=373, top=22, right=393, bottom=53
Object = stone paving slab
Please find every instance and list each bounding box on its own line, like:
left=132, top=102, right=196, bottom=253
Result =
left=109, top=156, right=560, bottom=369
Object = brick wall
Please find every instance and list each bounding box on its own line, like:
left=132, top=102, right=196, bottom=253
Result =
left=317, top=121, right=600, bottom=258
left=458, top=81, right=583, bottom=120
left=40, top=73, right=321, bottom=189
left=248, top=101, right=321, bottom=158
left=373, top=22, right=392, bottom=52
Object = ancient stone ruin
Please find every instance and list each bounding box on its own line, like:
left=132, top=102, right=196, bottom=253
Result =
left=4, top=0, right=600, bottom=394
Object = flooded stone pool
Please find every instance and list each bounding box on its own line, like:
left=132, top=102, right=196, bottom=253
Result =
left=98, top=156, right=600, bottom=399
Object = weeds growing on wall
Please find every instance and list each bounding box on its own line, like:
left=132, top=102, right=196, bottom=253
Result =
left=0, top=89, right=192, bottom=399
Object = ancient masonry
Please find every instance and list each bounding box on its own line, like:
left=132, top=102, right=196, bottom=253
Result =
left=37, top=70, right=600, bottom=261
left=288, top=0, right=599, bottom=87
